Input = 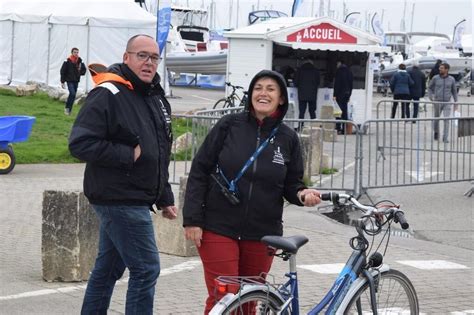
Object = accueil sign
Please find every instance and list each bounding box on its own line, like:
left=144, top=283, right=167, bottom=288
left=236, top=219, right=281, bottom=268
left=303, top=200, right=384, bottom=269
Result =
left=286, top=23, right=357, bottom=44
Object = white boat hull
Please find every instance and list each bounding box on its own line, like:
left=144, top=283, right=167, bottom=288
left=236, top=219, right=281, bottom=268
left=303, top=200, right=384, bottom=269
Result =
left=377, top=55, right=471, bottom=80
left=165, top=50, right=227, bottom=75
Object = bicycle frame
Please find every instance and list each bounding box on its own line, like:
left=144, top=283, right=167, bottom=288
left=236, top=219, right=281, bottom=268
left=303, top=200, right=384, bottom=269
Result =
left=273, top=248, right=367, bottom=315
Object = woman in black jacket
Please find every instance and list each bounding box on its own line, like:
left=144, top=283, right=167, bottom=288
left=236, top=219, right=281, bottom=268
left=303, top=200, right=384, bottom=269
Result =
left=183, top=70, right=321, bottom=314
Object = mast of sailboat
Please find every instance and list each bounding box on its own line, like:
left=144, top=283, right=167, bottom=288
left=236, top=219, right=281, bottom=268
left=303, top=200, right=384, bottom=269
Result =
left=401, top=0, right=407, bottom=31
left=319, top=0, right=324, bottom=17
left=409, top=3, right=415, bottom=32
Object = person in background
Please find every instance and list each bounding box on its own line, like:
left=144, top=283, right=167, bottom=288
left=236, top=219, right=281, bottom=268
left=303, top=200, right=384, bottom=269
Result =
left=183, top=70, right=322, bottom=314
left=428, top=59, right=443, bottom=81
left=333, top=60, right=353, bottom=134
left=390, top=63, right=414, bottom=119
left=428, top=62, right=458, bottom=143
left=69, top=34, right=177, bottom=315
left=295, top=59, right=320, bottom=127
left=60, top=47, right=86, bottom=115
left=408, top=62, right=426, bottom=122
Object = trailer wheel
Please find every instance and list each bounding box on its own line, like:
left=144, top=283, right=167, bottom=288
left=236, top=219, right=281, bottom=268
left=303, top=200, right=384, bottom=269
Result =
left=0, top=146, right=15, bottom=174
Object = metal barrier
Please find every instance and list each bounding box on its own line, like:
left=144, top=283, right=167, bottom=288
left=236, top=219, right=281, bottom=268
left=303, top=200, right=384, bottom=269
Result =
left=360, top=116, right=474, bottom=194
left=169, top=103, right=474, bottom=197
left=375, top=99, right=474, bottom=119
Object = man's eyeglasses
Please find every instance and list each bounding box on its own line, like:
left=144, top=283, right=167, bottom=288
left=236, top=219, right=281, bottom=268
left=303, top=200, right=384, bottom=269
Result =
left=127, top=51, right=162, bottom=64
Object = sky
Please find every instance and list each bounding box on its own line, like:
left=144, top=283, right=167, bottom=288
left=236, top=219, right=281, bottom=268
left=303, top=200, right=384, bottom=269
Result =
left=167, top=0, right=472, bottom=37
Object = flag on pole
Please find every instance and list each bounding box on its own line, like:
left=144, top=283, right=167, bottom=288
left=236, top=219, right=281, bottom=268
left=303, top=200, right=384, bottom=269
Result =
left=291, top=0, right=304, bottom=17
left=371, top=12, right=385, bottom=45
left=156, top=0, right=172, bottom=53
left=453, top=20, right=466, bottom=49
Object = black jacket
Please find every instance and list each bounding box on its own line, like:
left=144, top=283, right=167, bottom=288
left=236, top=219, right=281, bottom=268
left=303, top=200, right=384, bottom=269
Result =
left=408, top=66, right=426, bottom=98
left=295, top=62, right=320, bottom=101
left=69, top=63, right=174, bottom=207
left=333, top=64, right=353, bottom=98
left=183, top=70, right=306, bottom=240
left=60, top=57, right=86, bottom=83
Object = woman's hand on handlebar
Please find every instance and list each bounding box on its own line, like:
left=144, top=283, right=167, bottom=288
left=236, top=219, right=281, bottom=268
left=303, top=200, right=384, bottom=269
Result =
left=298, top=189, right=322, bottom=207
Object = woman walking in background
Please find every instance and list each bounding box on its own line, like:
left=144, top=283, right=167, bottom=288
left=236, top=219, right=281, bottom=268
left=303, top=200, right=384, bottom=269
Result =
left=390, top=63, right=414, bottom=119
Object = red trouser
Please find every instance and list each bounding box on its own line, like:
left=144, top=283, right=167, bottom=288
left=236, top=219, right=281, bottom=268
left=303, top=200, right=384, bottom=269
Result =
left=198, top=230, right=274, bottom=314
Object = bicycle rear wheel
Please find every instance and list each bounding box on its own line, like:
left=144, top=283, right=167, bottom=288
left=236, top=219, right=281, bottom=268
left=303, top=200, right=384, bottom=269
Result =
left=221, top=290, right=287, bottom=315
left=213, top=98, right=230, bottom=109
left=343, top=269, right=419, bottom=314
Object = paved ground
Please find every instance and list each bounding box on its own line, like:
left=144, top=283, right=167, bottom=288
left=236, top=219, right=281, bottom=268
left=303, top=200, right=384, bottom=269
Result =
left=0, top=87, right=473, bottom=314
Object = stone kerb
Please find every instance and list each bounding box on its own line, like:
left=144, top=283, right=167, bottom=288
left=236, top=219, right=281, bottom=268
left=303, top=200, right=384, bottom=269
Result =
left=320, top=104, right=337, bottom=142
left=15, top=84, right=38, bottom=96
left=42, top=183, right=196, bottom=281
left=42, top=191, right=99, bottom=282
left=154, top=176, right=198, bottom=257
left=300, top=128, right=329, bottom=177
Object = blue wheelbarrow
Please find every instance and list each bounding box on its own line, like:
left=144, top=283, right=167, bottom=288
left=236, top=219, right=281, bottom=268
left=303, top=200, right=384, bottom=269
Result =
left=0, top=115, right=36, bottom=174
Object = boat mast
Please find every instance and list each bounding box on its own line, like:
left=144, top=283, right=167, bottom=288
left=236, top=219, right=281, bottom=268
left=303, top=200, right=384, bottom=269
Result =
left=409, top=3, right=415, bottom=32
left=401, top=0, right=407, bottom=31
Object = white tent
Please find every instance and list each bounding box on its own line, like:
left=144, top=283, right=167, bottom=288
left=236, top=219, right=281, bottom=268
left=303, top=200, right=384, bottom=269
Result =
left=0, top=0, right=157, bottom=91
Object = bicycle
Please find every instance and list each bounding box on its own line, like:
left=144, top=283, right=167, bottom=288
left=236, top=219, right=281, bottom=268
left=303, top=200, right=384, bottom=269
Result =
left=210, top=192, right=419, bottom=314
left=213, top=82, right=248, bottom=109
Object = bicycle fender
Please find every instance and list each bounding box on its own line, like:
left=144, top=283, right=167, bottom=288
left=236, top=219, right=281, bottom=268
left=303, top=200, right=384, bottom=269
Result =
left=209, top=285, right=285, bottom=315
left=335, top=264, right=390, bottom=314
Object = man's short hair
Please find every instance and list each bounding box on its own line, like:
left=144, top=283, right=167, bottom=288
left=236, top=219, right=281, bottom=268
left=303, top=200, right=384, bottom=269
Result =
left=71, top=47, right=79, bottom=53
left=440, top=62, right=450, bottom=70
left=126, top=34, right=155, bottom=51
left=399, top=63, right=406, bottom=70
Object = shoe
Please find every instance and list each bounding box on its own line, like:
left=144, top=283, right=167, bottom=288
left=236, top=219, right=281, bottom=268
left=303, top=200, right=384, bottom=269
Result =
left=64, top=108, right=71, bottom=116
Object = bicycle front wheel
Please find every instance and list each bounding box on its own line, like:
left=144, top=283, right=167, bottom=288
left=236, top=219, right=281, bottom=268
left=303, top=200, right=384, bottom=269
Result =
left=222, top=290, right=287, bottom=315
left=343, top=269, right=419, bottom=315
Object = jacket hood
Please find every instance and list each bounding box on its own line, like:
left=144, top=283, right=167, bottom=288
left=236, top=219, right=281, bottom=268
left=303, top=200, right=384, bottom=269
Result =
left=247, top=70, right=289, bottom=123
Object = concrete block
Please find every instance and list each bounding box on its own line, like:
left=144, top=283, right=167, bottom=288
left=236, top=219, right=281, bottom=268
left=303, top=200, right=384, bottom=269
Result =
left=300, top=128, right=324, bottom=176
left=323, top=129, right=337, bottom=142
left=42, top=191, right=99, bottom=282
left=155, top=176, right=198, bottom=257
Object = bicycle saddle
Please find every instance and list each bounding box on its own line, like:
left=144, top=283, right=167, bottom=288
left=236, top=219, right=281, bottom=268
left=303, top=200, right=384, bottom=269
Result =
left=261, top=235, right=309, bottom=254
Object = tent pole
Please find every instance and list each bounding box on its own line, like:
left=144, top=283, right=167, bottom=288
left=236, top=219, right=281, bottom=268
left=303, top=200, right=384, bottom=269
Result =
left=9, top=21, right=15, bottom=85
left=46, top=23, right=51, bottom=86
left=86, top=20, right=91, bottom=92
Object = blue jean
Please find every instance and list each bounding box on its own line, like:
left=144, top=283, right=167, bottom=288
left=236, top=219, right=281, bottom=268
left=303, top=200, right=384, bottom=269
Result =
left=81, top=205, right=160, bottom=315
left=66, top=81, right=78, bottom=111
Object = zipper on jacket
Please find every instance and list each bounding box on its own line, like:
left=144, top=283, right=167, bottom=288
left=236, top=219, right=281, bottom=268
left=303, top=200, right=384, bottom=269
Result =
left=238, top=125, right=261, bottom=239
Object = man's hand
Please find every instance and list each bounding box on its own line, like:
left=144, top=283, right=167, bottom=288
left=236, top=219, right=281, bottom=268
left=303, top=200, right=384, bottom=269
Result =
left=184, top=226, right=203, bottom=247
left=160, top=205, right=178, bottom=220
left=61, top=82, right=65, bottom=89
left=133, top=144, right=141, bottom=162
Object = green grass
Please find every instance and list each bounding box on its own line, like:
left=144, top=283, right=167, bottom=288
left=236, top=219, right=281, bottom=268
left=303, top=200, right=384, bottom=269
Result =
left=321, top=167, right=338, bottom=175
left=0, top=89, right=78, bottom=163
left=0, top=88, right=191, bottom=164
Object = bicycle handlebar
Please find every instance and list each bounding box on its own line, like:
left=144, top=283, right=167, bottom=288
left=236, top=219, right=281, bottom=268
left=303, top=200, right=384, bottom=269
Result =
left=320, top=192, right=409, bottom=230
left=225, top=81, right=244, bottom=90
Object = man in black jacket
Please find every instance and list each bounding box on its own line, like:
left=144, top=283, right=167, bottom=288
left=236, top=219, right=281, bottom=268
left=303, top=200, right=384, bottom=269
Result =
left=69, top=34, right=177, bottom=315
left=333, top=60, right=353, bottom=134
left=60, top=47, right=86, bottom=115
left=408, top=62, right=426, bottom=122
left=295, top=59, right=320, bottom=122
